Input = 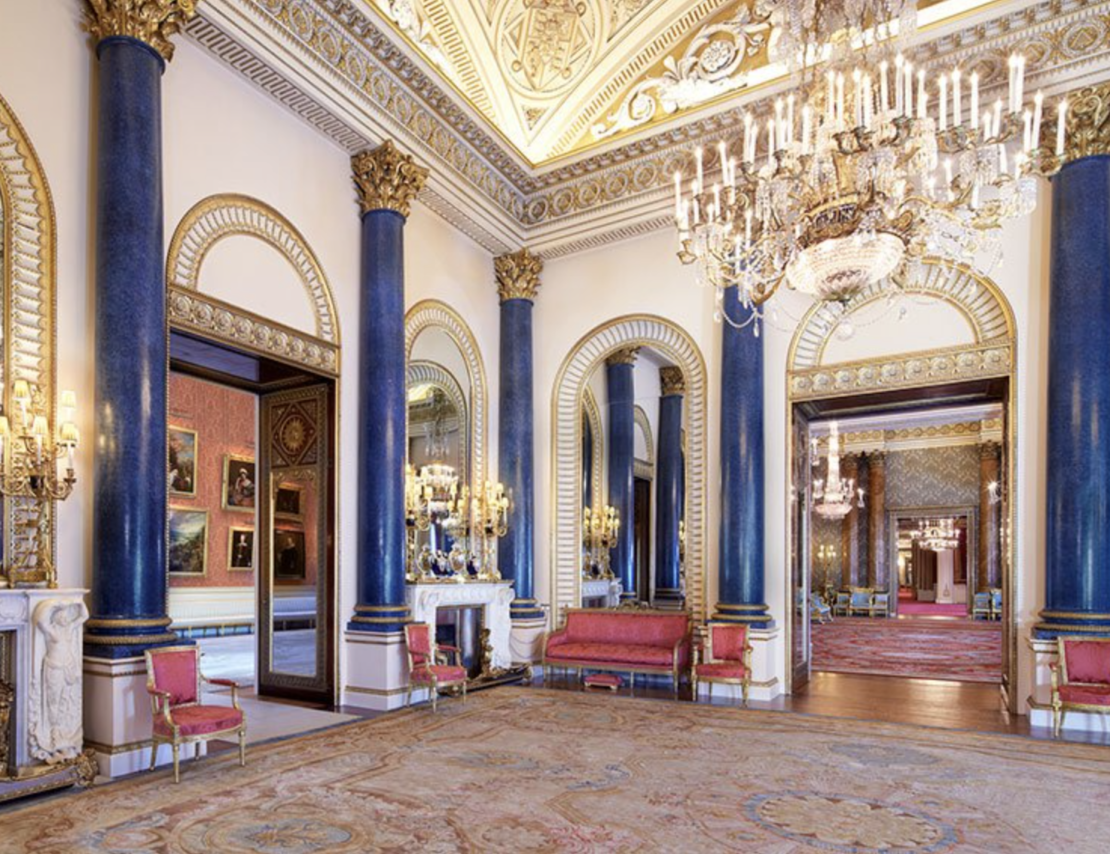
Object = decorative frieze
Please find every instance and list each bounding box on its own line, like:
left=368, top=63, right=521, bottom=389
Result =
left=83, top=0, right=198, bottom=61
left=351, top=140, right=428, bottom=218
left=494, top=248, right=543, bottom=302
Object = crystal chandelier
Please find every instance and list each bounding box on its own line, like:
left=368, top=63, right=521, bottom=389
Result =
left=812, top=421, right=864, bottom=520
left=674, top=0, right=1066, bottom=332
left=913, top=518, right=960, bottom=552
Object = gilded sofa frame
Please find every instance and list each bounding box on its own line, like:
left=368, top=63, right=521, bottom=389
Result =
left=691, top=623, right=754, bottom=706
left=541, top=608, right=692, bottom=694
left=1050, top=635, right=1110, bottom=737
left=144, top=645, right=246, bottom=784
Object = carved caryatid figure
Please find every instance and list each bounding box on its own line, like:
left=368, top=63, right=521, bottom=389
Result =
left=30, top=600, right=89, bottom=763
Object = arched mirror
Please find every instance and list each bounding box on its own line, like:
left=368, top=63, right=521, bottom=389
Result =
left=578, top=346, right=687, bottom=610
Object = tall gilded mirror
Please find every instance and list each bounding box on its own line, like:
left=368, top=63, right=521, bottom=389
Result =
left=578, top=346, right=687, bottom=609
left=0, top=93, right=60, bottom=587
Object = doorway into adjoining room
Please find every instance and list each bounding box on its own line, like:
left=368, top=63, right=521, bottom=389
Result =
left=166, top=332, right=353, bottom=742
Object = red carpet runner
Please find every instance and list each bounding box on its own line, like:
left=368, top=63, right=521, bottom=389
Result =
left=812, top=617, right=1003, bottom=683
left=896, top=602, right=970, bottom=616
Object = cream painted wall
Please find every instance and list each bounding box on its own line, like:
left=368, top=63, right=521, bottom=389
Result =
left=0, top=0, right=498, bottom=700
left=0, top=0, right=1052, bottom=712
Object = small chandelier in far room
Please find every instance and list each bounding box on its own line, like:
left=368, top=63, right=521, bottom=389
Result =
left=812, top=421, right=864, bottom=520
left=674, top=0, right=1066, bottom=334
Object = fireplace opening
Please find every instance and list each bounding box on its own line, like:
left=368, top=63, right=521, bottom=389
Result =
left=1, top=630, right=14, bottom=778
left=435, top=606, right=483, bottom=679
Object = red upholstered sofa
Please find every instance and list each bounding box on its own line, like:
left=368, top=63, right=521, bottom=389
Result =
left=543, top=609, right=691, bottom=690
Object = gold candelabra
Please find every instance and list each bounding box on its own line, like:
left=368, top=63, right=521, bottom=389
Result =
left=582, top=504, right=620, bottom=580
left=474, top=480, right=509, bottom=581
left=816, top=543, right=838, bottom=602
left=1, top=382, right=81, bottom=588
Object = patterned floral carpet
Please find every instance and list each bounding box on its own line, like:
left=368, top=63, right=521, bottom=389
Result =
left=5, top=687, right=1107, bottom=852
left=812, top=617, right=1003, bottom=682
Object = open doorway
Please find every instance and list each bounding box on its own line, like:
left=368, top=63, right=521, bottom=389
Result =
left=793, top=380, right=1011, bottom=713
left=166, top=331, right=350, bottom=739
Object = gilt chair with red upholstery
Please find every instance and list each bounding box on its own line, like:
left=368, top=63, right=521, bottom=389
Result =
left=691, top=623, right=753, bottom=706
left=405, top=622, right=467, bottom=712
left=1050, top=636, right=1110, bottom=736
left=144, top=645, right=246, bottom=783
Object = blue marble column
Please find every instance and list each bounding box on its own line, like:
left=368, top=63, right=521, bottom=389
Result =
left=606, top=348, right=638, bottom=601
left=715, top=286, right=771, bottom=626
left=83, top=7, right=196, bottom=657
left=1037, top=153, right=1110, bottom=638
left=495, top=250, right=544, bottom=620
left=654, top=367, right=685, bottom=604
left=349, top=142, right=427, bottom=632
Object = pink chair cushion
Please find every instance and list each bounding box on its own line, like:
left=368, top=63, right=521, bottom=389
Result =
left=1063, top=641, right=1110, bottom=684
left=546, top=642, right=675, bottom=668
left=1059, top=683, right=1110, bottom=706
left=709, top=625, right=748, bottom=662
left=695, top=662, right=748, bottom=680
left=150, top=650, right=199, bottom=706
left=561, top=612, right=689, bottom=648
left=154, top=705, right=243, bottom=737
left=410, top=664, right=467, bottom=684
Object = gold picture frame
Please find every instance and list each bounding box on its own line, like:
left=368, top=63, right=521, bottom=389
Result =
left=168, top=426, right=198, bottom=497
left=274, top=483, right=304, bottom=521
left=168, top=507, right=209, bottom=577
left=228, top=526, right=255, bottom=572
left=222, top=454, right=256, bottom=513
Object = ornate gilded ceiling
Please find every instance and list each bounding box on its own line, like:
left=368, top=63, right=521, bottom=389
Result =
left=193, top=0, right=1110, bottom=256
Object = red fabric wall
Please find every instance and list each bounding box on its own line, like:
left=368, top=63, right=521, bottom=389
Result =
left=169, top=373, right=256, bottom=589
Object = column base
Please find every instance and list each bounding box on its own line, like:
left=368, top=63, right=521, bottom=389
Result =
left=712, top=602, right=774, bottom=629
left=695, top=626, right=781, bottom=702
left=509, top=598, right=545, bottom=621
left=84, top=654, right=207, bottom=778
left=342, top=630, right=422, bottom=711
left=83, top=616, right=182, bottom=660
left=653, top=588, right=685, bottom=610
left=1032, top=610, right=1110, bottom=639
left=347, top=604, right=411, bottom=633
left=509, top=617, right=547, bottom=666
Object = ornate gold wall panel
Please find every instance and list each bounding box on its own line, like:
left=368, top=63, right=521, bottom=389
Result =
left=0, top=93, right=57, bottom=585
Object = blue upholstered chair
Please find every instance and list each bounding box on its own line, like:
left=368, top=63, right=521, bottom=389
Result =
left=811, top=594, right=833, bottom=624
left=870, top=592, right=890, bottom=617
left=848, top=588, right=873, bottom=617
left=972, top=592, right=992, bottom=619
left=990, top=588, right=1003, bottom=621
left=833, top=591, right=851, bottom=617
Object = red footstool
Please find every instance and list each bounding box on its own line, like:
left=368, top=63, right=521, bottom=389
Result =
left=584, top=673, right=623, bottom=692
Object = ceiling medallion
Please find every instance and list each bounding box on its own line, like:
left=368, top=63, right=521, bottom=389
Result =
left=674, top=0, right=1067, bottom=335
left=499, top=0, right=597, bottom=95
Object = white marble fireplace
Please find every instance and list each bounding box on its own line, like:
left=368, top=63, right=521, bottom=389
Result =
left=0, top=589, right=89, bottom=775
left=406, top=581, right=515, bottom=671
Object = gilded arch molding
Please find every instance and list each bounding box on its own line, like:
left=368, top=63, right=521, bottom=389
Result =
left=0, top=92, right=57, bottom=584
left=404, top=299, right=489, bottom=493
left=582, top=387, right=603, bottom=504
left=165, top=194, right=340, bottom=376
left=551, top=315, right=707, bottom=623
left=788, top=260, right=1015, bottom=401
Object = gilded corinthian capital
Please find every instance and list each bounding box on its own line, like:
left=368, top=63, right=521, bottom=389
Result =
left=351, top=141, right=428, bottom=218
left=659, top=366, right=685, bottom=396
left=1060, top=83, right=1110, bottom=163
left=495, top=248, right=543, bottom=302
left=83, top=0, right=198, bottom=62
left=606, top=346, right=640, bottom=367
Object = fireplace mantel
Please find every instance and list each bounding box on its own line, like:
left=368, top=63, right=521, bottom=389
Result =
left=0, top=588, right=94, bottom=800
left=406, top=581, right=514, bottom=670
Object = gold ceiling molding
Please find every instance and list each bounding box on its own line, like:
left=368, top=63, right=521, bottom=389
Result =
left=351, top=140, right=429, bottom=218
left=550, top=315, right=708, bottom=623
left=495, top=248, right=543, bottom=302
left=815, top=420, right=1005, bottom=454
left=83, top=0, right=199, bottom=61
left=166, top=193, right=339, bottom=344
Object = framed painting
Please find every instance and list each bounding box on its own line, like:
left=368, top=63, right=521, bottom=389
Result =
left=273, top=528, right=306, bottom=583
left=168, top=427, right=198, bottom=497
left=168, top=507, right=208, bottom=576
left=228, top=527, right=255, bottom=572
left=223, top=455, right=256, bottom=512
left=275, top=483, right=304, bottom=521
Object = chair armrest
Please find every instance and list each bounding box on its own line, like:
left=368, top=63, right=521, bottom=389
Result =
left=146, top=687, right=176, bottom=728
left=743, top=643, right=753, bottom=679
left=1050, top=663, right=1060, bottom=695
left=435, top=646, right=462, bottom=666
left=204, top=675, right=242, bottom=710
left=545, top=629, right=569, bottom=650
